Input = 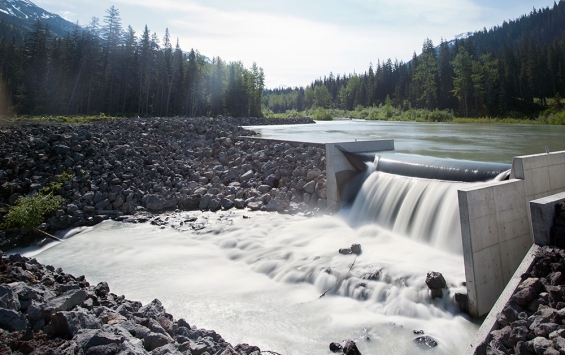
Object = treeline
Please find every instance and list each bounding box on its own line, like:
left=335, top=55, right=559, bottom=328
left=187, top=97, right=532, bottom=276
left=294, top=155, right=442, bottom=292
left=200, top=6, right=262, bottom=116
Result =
left=0, top=6, right=264, bottom=117
left=264, top=1, right=565, bottom=118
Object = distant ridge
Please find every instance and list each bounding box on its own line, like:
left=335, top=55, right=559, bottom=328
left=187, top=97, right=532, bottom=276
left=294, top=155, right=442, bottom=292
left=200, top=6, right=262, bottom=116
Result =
left=0, top=0, right=76, bottom=37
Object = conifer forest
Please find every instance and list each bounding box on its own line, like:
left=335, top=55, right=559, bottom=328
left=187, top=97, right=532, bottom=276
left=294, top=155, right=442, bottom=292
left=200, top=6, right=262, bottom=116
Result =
left=263, top=1, right=565, bottom=119
left=0, top=6, right=265, bottom=118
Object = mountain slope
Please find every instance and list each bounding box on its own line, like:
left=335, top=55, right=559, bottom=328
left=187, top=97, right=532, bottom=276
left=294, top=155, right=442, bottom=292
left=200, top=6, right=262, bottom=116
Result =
left=0, top=0, right=76, bottom=37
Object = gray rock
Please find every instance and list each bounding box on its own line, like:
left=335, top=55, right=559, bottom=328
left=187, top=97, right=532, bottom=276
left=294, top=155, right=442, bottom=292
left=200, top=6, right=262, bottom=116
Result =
left=48, top=311, right=102, bottom=339
left=199, top=194, right=213, bottom=210
left=95, top=282, right=110, bottom=297
left=514, top=341, right=535, bottom=355
left=75, top=328, right=123, bottom=350
left=143, top=195, right=175, bottom=211
left=240, top=170, right=254, bottom=182
left=534, top=323, right=559, bottom=337
left=234, top=199, right=246, bottom=209
left=144, top=332, right=171, bottom=351
left=425, top=272, right=447, bottom=290
left=343, top=339, right=363, bottom=354
left=531, top=337, right=553, bottom=355
left=510, top=326, right=530, bottom=344
left=0, top=307, right=29, bottom=331
left=135, top=299, right=166, bottom=319
left=553, top=336, right=565, bottom=352
left=306, top=168, right=322, bottom=181
left=303, top=181, right=316, bottom=194
left=150, top=343, right=183, bottom=355
left=8, top=282, right=37, bottom=301
left=514, top=287, right=539, bottom=307
left=54, top=144, right=71, bottom=154
left=84, top=343, right=119, bottom=355
left=117, top=338, right=146, bottom=355
left=220, top=198, right=234, bottom=210
left=45, top=289, right=88, bottom=313
left=208, top=198, right=221, bottom=212
left=0, top=285, right=21, bottom=310
left=491, top=326, right=512, bottom=349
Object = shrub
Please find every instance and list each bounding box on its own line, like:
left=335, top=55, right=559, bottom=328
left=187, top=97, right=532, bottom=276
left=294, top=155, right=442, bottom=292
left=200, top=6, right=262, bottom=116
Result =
left=0, top=172, right=72, bottom=230
left=1, top=193, right=65, bottom=229
left=311, top=108, right=333, bottom=121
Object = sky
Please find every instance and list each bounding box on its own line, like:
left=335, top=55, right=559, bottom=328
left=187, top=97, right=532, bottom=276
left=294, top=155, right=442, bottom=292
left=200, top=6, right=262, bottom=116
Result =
left=34, top=0, right=559, bottom=89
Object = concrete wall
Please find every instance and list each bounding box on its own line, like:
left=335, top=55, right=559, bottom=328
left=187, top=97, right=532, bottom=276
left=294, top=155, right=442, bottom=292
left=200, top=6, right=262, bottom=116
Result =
left=463, top=244, right=540, bottom=355
left=530, top=191, right=565, bottom=245
left=464, top=192, right=565, bottom=354
left=325, top=140, right=394, bottom=211
left=458, top=150, right=565, bottom=318
left=458, top=179, right=531, bottom=317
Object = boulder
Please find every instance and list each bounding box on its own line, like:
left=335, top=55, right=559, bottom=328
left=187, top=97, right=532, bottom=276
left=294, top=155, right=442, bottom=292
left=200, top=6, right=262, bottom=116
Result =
left=0, top=307, right=29, bottom=331
left=75, top=328, right=122, bottom=350
left=306, top=168, right=322, bottom=181
left=144, top=332, right=171, bottom=351
left=45, top=289, right=88, bottom=313
left=425, top=271, right=446, bottom=299
left=48, top=311, right=102, bottom=339
left=343, top=340, right=362, bottom=355
left=329, top=342, right=343, bottom=353
left=0, top=285, right=21, bottom=310
left=95, top=282, right=110, bottom=297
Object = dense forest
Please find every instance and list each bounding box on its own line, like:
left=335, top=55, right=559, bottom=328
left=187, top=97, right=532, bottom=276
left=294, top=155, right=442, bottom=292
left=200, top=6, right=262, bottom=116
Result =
left=0, top=6, right=265, bottom=117
left=264, top=1, right=565, bottom=119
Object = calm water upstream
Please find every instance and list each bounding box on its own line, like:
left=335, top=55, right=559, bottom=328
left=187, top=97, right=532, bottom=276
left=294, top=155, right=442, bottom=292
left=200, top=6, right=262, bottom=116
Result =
left=22, top=121, right=565, bottom=355
left=246, top=120, right=565, bottom=163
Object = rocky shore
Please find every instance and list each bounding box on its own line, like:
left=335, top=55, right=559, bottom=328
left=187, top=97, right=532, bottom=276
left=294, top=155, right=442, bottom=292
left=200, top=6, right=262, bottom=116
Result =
left=0, top=117, right=329, bottom=251
left=0, top=250, right=270, bottom=355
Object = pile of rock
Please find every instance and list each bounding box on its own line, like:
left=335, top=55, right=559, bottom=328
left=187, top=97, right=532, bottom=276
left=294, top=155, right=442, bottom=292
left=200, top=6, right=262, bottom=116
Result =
left=0, top=117, right=329, bottom=250
left=0, top=250, right=264, bottom=355
left=477, top=246, right=565, bottom=355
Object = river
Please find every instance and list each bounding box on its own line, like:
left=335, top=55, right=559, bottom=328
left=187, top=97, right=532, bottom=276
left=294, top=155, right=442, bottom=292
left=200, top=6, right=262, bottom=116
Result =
left=246, top=120, right=565, bottom=163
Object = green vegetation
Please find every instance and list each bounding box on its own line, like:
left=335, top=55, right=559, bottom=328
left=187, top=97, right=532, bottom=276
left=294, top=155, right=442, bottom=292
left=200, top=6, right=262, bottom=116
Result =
left=262, top=98, right=565, bottom=124
left=264, top=2, right=565, bottom=121
left=1, top=172, right=73, bottom=230
left=311, top=108, right=333, bottom=121
left=0, top=6, right=264, bottom=118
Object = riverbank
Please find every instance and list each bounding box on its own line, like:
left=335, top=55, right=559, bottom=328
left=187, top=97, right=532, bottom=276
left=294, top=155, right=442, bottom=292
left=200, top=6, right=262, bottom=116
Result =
left=0, top=116, right=327, bottom=251
left=0, top=249, right=272, bottom=355
left=264, top=107, right=565, bottom=125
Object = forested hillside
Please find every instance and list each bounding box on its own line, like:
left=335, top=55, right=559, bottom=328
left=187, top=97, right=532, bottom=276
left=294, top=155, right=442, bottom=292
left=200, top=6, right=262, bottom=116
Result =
left=264, top=1, right=565, bottom=119
left=0, top=6, right=265, bottom=117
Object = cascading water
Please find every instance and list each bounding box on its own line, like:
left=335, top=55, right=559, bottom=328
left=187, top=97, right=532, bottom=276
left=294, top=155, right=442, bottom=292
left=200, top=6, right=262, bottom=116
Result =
left=343, top=169, right=469, bottom=253
left=17, top=153, right=514, bottom=354
left=340, top=154, right=511, bottom=253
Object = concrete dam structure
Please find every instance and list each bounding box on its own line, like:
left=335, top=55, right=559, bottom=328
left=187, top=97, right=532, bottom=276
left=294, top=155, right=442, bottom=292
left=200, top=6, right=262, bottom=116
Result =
left=324, top=139, right=565, bottom=318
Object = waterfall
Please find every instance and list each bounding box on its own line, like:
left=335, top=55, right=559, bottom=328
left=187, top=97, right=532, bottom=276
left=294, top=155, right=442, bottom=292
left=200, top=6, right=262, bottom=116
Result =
left=340, top=154, right=509, bottom=254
